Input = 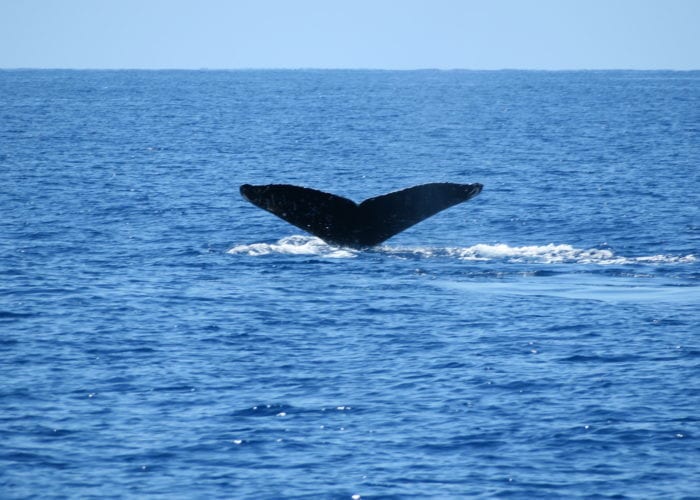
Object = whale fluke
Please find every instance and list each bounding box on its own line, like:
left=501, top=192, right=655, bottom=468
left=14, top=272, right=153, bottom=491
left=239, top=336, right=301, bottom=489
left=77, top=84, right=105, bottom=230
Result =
left=240, top=182, right=483, bottom=248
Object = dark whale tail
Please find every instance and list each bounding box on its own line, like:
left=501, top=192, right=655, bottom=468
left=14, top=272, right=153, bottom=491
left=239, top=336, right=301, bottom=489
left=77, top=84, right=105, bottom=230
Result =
left=239, top=182, right=483, bottom=248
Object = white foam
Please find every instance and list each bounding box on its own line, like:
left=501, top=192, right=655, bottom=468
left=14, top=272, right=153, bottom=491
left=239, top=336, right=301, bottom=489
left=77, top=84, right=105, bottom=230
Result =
left=451, top=243, right=622, bottom=263
left=227, top=235, right=357, bottom=258
left=229, top=236, right=696, bottom=265
left=386, top=243, right=696, bottom=265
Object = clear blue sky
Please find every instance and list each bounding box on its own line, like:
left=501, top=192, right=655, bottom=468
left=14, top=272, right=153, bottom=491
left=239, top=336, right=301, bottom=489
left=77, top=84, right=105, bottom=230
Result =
left=1, top=0, right=698, bottom=70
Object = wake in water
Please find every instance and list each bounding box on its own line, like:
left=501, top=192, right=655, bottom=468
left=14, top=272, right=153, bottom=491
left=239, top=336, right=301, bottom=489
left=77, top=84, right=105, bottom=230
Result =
left=228, top=235, right=696, bottom=265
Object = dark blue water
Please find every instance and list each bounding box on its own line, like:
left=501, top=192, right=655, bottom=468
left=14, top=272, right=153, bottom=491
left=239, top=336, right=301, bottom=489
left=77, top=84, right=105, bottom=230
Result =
left=1, top=70, right=699, bottom=499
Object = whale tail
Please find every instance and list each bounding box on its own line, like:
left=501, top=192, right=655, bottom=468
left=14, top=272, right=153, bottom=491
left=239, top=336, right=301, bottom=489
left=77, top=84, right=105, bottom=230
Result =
left=239, top=182, right=483, bottom=248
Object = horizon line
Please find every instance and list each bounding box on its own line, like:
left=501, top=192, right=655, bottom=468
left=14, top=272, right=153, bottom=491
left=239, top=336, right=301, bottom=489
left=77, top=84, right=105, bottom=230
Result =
left=1, top=66, right=699, bottom=72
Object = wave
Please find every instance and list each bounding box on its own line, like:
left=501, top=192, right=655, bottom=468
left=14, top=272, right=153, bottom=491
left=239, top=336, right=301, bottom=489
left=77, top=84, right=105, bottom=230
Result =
left=228, top=235, right=696, bottom=265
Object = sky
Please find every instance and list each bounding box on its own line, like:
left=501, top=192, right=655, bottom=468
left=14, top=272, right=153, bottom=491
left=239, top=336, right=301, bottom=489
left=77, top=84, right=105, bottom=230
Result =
left=1, top=0, right=699, bottom=70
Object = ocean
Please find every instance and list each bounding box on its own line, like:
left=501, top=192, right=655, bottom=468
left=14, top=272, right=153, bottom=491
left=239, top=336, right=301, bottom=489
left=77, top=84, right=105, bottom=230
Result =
left=1, top=69, right=698, bottom=498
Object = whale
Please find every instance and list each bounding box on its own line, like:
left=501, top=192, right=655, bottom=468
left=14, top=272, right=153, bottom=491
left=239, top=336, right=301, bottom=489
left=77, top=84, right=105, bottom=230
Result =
left=240, top=182, right=483, bottom=248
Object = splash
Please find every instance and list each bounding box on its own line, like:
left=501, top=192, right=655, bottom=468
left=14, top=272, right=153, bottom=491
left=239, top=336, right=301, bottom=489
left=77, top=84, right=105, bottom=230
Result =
left=387, top=242, right=696, bottom=265
left=227, top=235, right=357, bottom=258
left=229, top=236, right=695, bottom=265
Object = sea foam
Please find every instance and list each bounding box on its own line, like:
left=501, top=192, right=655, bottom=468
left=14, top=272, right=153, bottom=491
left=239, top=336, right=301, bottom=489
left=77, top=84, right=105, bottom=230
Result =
left=229, top=236, right=695, bottom=265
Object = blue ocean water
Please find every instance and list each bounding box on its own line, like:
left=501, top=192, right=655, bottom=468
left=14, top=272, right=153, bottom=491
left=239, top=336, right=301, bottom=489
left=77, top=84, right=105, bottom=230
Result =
left=1, top=69, right=699, bottom=499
